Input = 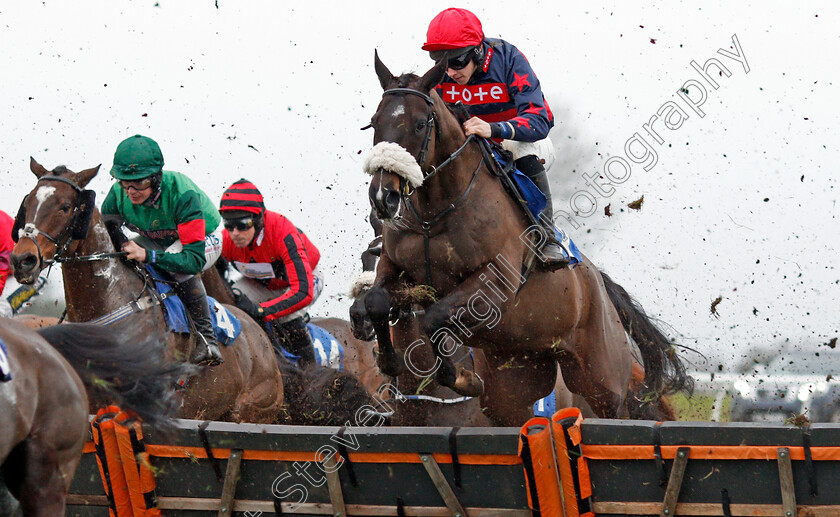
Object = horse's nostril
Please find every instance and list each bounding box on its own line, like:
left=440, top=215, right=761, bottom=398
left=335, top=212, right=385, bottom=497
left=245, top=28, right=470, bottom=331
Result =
left=385, top=189, right=400, bottom=211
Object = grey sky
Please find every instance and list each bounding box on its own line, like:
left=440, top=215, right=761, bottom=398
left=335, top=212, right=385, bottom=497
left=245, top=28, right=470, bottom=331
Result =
left=1, top=1, right=836, bottom=373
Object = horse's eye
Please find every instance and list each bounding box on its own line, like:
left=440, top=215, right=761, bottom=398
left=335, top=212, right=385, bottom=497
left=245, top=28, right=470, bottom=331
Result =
left=59, top=203, right=72, bottom=213
left=415, top=120, right=427, bottom=133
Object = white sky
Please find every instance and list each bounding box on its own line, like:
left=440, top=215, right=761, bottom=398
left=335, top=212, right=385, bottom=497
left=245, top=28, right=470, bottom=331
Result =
left=1, top=1, right=837, bottom=373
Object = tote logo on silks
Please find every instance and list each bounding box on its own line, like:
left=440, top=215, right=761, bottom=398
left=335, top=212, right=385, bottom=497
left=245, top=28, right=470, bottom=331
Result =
left=0, top=339, right=12, bottom=382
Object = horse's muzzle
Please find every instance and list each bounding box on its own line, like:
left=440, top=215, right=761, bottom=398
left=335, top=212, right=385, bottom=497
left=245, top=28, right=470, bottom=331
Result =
left=349, top=297, right=376, bottom=341
left=369, top=183, right=402, bottom=221
left=10, top=252, right=41, bottom=285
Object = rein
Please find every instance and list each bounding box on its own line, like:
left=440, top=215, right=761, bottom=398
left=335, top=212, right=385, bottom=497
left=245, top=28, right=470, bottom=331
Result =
left=380, top=87, right=485, bottom=285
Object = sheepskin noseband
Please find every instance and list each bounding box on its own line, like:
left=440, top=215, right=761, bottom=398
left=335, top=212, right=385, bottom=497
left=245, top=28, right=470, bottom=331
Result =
left=363, top=142, right=424, bottom=188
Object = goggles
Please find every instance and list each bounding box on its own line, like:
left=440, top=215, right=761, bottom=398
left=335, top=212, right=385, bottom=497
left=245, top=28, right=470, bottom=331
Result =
left=119, top=177, right=153, bottom=191
left=430, top=47, right=475, bottom=71
left=223, top=216, right=256, bottom=232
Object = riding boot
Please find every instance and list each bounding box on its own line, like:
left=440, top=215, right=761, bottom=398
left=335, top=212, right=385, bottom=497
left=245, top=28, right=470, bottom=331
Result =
left=516, top=155, right=570, bottom=271
left=277, top=316, right=317, bottom=367
left=177, top=276, right=224, bottom=366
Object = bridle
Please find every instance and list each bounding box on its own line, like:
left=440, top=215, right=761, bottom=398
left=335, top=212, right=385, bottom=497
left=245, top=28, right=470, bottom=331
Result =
left=17, top=175, right=88, bottom=267
left=378, top=87, right=485, bottom=284
left=17, top=175, right=125, bottom=268
left=381, top=88, right=477, bottom=184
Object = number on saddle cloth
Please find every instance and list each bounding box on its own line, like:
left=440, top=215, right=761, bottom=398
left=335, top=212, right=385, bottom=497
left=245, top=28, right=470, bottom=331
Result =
left=533, top=390, right=557, bottom=418
left=0, top=339, right=12, bottom=382
left=277, top=323, right=345, bottom=371
left=144, top=265, right=242, bottom=345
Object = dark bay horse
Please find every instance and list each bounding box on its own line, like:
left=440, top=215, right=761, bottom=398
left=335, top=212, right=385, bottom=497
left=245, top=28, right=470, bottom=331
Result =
left=10, top=160, right=284, bottom=423
left=363, top=54, right=691, bottom=425
left=0, top=318, right=179, bottom=516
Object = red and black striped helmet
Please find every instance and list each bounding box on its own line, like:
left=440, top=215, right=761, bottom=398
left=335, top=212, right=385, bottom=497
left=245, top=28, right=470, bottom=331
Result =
left=219, top=178, right=265, bottom=216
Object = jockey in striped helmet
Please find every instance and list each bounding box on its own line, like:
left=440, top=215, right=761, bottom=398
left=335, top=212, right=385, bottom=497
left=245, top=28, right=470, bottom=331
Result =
left=219, top=179, right=323, bottom=367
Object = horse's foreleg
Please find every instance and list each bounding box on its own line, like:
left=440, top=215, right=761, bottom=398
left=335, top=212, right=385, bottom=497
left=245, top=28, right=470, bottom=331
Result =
left=421, top=271, right=509, bottom=398
left=365, top=258, right=404, bottom=377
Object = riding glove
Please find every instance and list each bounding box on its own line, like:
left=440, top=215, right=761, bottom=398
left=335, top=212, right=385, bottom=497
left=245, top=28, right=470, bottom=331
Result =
left=234, top=292, right=265, bottom=323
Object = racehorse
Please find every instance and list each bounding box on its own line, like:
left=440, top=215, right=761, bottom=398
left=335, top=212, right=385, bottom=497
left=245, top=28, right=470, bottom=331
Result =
left=0, top=318, right=179, bottom=516
left=362, top=54, right=691, bottom=425
left=10, top=159, right=284, bottom=423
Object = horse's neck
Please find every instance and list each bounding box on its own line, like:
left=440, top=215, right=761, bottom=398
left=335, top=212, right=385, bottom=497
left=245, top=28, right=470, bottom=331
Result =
left=62, top=213, right=148, bottom=322
left=414, top=143, right=485, bottom=219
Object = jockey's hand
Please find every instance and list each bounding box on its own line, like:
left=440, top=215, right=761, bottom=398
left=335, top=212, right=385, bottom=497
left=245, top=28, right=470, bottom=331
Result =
left=234, top=292, right=265, bottom=323
left=122, top=241, right=148, bottom=263
left=463, top=117, right=492, bottom=138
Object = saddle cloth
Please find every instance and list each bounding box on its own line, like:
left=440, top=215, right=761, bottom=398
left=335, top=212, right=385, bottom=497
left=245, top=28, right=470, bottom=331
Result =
left=0, top=338, right=11, bottom=382
left=533, top=390, right=558, bottom=418
left=146, top=266, right=241, bottom=345
left=492, top=147, right=583, bottom=266
left=277, top=323, right=345, bottom=371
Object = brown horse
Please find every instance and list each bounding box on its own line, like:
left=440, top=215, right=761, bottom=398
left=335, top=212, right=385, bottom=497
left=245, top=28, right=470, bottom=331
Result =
left=10, top=159, right=284, bottom=423
left=363, top=54, right=691, bottom=425
left=0, top=318, right=179, bottom=516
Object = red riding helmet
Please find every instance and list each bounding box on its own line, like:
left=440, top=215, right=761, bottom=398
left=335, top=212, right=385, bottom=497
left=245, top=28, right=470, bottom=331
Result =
left=422, top=8, right=484, bottom=52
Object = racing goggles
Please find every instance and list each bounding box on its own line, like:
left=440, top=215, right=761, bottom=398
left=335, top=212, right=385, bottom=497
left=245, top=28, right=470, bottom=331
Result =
left=119, top=177, right=153, bottom=191
left=223, top=216, right=256, bottom=232
left=430, top=47, right=476, bottom=71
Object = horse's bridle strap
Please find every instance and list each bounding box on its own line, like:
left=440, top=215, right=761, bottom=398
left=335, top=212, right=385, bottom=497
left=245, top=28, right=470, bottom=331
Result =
left=86, top=291, right=174, bottom=326
left=383, top=88, right=438, bottom=173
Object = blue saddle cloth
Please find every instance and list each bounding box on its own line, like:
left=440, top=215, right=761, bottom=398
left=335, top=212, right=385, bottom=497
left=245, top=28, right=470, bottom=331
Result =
left=533, top=390, right=558, bottom=418
left=491, top=147, right=583, bottom=266
left=0, top=339, right=11, bottom=382
left=277, top=323, right=345, bottom=370
left=146, top=266, right=241, bottom=345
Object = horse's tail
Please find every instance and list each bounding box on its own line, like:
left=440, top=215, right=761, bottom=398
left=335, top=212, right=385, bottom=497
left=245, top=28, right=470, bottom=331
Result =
left=599, top=270, right=694, bottom=399
left=37, top=322, right=186, bottom=428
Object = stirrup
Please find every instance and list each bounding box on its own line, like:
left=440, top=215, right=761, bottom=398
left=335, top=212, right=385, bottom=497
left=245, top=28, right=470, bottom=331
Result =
left=536, top=243, right=571, bottom=271
left=190, top=338, right=224, bottom=366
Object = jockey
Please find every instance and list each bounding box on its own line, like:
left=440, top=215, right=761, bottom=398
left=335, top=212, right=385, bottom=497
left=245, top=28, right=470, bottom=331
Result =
left=219, top=179, right=323, bottom=367
left=101, top=134, right=224, bottom=366
left=0, top=210, right=14, bottom=317
left=423, top=7, right=569, bottom=270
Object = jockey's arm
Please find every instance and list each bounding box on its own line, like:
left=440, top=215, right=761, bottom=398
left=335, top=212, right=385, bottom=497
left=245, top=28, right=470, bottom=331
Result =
left=259, top=230, right=315, bottom=322
left=489, top=48, right=553, bottom=143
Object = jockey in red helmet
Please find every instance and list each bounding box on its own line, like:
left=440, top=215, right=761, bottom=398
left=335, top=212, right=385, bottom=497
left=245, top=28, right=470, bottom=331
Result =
left=219, top=179, right=323, bottom=367
left=423, top=8, right=568, bottom=270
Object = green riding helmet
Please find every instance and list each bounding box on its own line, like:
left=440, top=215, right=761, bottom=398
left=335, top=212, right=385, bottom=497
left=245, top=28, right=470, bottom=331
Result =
left=110, top=134, right=164, bottom=180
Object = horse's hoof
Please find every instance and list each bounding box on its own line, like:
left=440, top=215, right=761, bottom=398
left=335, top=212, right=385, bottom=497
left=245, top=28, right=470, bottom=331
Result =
left=452, top=368, right=484, bottom=398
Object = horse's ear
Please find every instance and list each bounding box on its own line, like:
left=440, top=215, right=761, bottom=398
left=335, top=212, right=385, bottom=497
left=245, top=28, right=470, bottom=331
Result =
left=374, top=49, right=396, bottom=90
left=29, top=157, right=50, bottom=178
left=418, top=59, right=448, bottom=96
left=74, top=164, right=101, bottom=188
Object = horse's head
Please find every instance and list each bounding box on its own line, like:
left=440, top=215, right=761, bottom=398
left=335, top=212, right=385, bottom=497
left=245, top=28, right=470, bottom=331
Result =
left=11, top=158, right=100, bottom=284
left=364, top=51, right=449, bottom=221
